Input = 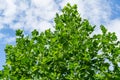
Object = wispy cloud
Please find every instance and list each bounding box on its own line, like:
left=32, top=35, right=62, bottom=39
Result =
left=106, top=18, right=120, bottom=40
left=0, top=33, right=5, bottom=39
left=4, top=37, right=15, bottom=44
left=0, top=0, right=113, bottom=31
left=0, top=0, right=120, bottom=44
left=0, top=0, right=60, bottom=32
left=60, top=0, right=112, bottom=26
left=1, top=0, right=119, bottom=44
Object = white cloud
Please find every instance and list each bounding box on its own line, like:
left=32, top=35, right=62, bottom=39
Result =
left=38, top=21, right=54, bottom=32
left=0, top=24, right=4, bottom=30
left=5, top=37, right=15, bottom=44
left=4, top=0, right=16, bottom=17
left=0, top=33, right=5, bottom=39
left=10, top=22, right=24, bottom=30
left=106, top=18, right=120, bottom=40
left=32, top=0, right=53, bottom=8
left=0, top=0, right=111, bottom=32
left=0, top=0, right=6, bottom=10
left=0, top=0, right=119, bottom=39
left=60, top=0, right=111, bottom=26
left=0, top=0, right=60, bottom=32
left=0, top=0, right=16, bottom=29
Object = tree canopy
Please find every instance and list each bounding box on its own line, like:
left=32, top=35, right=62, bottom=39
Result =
left=1, top=3, right=120, bottom=80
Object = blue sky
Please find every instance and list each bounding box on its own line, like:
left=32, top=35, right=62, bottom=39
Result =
left=0, top=0, right=120, bottom=70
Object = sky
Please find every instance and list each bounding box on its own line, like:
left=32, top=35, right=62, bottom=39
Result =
left=0, top=0, right=120, bottom=70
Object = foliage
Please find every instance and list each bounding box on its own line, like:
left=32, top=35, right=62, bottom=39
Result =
left=1, top=3, right=120, bottom=80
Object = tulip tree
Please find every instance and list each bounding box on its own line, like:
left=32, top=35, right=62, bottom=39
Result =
left=1, top=3, right=120, bottom=79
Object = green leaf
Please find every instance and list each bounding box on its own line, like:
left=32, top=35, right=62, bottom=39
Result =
left=16, top=29, right=23, bottom=37
left=32, top=29, right=39, bottom=36
left=100, top=25, right=107, bottom=34
left=111, top=32, right=117, bottom=41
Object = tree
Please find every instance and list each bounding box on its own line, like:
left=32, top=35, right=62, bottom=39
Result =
left=0, top=3, right=120, bottom=79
